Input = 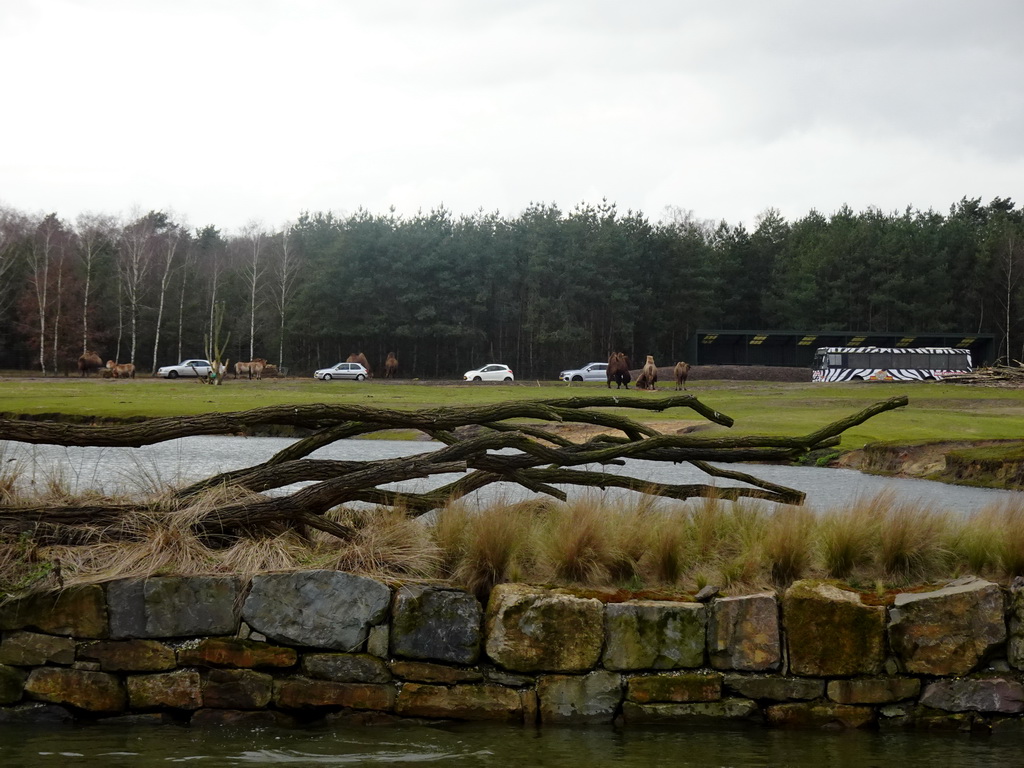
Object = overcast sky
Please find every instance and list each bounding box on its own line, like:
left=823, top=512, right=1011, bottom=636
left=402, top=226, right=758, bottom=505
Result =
left=2, top=0, right=1021, bottom=233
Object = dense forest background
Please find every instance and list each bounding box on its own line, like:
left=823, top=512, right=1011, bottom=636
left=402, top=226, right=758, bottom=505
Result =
left=0, top=197, right=1021, bottom=379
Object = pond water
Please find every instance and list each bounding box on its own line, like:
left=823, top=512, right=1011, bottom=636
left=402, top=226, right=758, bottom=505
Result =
left=2, top=436, right=1022, bottom=514
left=2, top=721, right=1023, bottom=767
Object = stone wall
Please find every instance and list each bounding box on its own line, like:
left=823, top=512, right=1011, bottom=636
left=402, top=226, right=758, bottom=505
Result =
left=2, top=572, right=1023, bottom=731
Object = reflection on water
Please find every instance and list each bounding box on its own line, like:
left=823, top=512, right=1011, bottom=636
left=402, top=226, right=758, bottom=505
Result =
left=2, top=436, right=1022, bottom=514
left=1, top=722, right=1023, bottom=767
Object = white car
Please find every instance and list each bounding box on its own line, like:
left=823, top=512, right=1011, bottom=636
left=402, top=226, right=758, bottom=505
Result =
left=463, top=364, right=514, bottom=382
left=314, top=362, right=369, bottom=381
left=559, top=362, right=608, bottom=382
left=156, top=359, right=222, bottom=379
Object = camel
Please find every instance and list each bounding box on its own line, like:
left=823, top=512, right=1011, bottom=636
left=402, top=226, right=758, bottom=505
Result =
left=606, top=352, right=631, bottom=389
left=674, top=361, right=691, bottom=390
left=77, top=351, right=103, bottom=377
left=347, top=352, right=372, bottom=377
left=384, top=352, right=398, bottom=379
left=639, top=355, right=658, bottom=391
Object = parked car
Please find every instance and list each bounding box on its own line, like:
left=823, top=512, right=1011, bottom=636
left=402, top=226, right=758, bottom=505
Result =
left=463, top=364, right=514, bottom=382
left=314, top=362, right=369, bottom=381
left=559, top=362, right=608, bottom=382
left=156, top=359, right=221, bottom=379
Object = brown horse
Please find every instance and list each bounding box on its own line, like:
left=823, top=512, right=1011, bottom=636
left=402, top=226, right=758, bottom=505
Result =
left=347, top=352, right=372, bottom=377
left=235, top=358, right=268, bottom=380
left=674, top=361, right=691, bottom=390
left=105, top=360, right=135, bottom=379
left=606, top=352, right=631, bottom=389
left=384, top=352, right=398, bottom=379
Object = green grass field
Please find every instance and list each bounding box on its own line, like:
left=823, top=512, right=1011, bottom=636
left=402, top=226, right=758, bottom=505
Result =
left=2, top=374, right=1024, bottom=450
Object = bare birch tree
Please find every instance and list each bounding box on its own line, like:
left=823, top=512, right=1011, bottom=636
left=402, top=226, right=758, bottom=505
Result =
left=117, top=212, right=156, bottom=366
left=175, top=236, right=197, bottom=362
left=150, top=216, right=184, bottom=372
left=268, top=223, right=300, bottom=369
left=74, top=212, right=116, bottom=355
left=27, top=213, right=65, bottom=374
left=49, top=237, right=67, bottom=373
left=240, top=220, right=266, bottom=362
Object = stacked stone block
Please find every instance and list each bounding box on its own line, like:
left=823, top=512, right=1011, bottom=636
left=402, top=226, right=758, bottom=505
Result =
left=1, top=573, right=1021, bottom=730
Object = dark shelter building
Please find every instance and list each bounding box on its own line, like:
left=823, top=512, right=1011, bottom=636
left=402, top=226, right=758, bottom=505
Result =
left=685, top=331, right=997, bottom=369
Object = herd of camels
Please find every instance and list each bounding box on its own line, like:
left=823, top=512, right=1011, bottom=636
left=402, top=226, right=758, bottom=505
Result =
left=606, top=352, right=690, bottom=391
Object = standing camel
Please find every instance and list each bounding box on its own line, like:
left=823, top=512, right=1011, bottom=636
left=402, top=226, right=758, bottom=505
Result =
left=674, top=361, right=691, bottom=390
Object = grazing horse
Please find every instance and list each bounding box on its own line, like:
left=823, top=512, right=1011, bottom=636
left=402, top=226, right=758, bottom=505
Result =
left=638, top=355, right=658, bottom=391
left=606, top=352, right=631, bottom=389
left=105, top=360, right=135, bottom=379
left=384, top=352, right=398, bottom=378
left=77, top=351, right=103, bottom=377
left=347, top=352, right=372, bottom=377
left=235, top=358, right=267, bottom=380
left=674, top=361, right=691, bottom=390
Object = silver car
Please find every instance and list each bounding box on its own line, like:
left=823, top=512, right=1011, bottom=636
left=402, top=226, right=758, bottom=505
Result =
left=314, top=362, right=369, bottom=381
left=559, top=362, right=608, bottom=382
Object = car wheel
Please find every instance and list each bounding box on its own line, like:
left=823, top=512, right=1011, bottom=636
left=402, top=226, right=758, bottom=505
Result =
left=572, top=375, right=583, bottom=382
left=323, top=374, right=332, bottom=381
left=504, top=377, right=513, bottom=382
left=167, top=371, right=178, bottom=379
left=473, top=376, right=482, bottom=381
left=356, top=374, right=365, bottom=381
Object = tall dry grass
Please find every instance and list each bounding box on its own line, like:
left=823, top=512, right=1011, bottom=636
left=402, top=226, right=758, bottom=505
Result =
left=877, top=499, right=951, bottom=583
left=762, top=505, right=815, bottom=586
left=537, top=497, right=620, bottom=585
left=432, top=499, right=540, bottom=599
left=817, top=493, right=887, bottom=579
left=949, top=500, right=1024, bottom=578
left=6, top=468, right=1024, bottom=598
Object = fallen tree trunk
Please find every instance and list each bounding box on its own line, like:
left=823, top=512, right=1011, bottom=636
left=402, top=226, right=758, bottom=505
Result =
left=0, top=394, right=908, bottom=545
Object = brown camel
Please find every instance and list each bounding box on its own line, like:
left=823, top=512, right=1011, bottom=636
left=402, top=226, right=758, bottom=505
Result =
left=639, top=355, right=658, bottom=391
left=77, top=351, right=103, bottom=377
left=674, top=361, right=691, bottom=390
left=606, top=352, right=631, bottom=389
left=347, top=352, right=372, bottom=377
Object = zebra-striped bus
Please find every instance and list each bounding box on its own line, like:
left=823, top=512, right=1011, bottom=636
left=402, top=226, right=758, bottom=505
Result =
left=812, top=347, right=972, bottom=382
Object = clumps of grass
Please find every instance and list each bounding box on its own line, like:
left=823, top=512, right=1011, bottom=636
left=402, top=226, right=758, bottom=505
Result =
left=877, top=500, right=951, bottom=583
left=537, top=497, right=619, bottom=585
left=318, top=505, right=440, bottom=580
left=762, top=505, right=815, bottom=586
left=641, top=511, right=689, bottom=586
left=433, top=499, right=540, bottom=600
left=0, top=448, right=23, bottom=504
left=818, top=494, right=886, bottom=579
left=952, top=500, right=1024, bottom=578
left=605, top=496, right=661, bottom=584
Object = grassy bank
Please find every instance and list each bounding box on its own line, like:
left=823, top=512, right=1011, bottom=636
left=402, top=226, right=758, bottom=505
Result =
left=2, top=375, right=1024, bottom=450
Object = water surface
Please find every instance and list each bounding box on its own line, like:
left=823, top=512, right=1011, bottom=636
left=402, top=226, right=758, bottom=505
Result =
left=2, top=436, right=1021, bottom=514
left=1, top=722, right=1022, bottom=767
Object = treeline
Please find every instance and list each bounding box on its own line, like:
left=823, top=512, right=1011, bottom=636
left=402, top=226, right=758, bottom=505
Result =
left=0, top=197, right=1021, bottom=379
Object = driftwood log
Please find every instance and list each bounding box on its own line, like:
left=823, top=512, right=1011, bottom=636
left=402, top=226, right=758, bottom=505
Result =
left=0, top=394, right=908, bottom=545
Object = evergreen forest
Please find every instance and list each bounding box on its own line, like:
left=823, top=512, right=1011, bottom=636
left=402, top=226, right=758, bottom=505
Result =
left=0, top=196, right=1021, bottom=379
